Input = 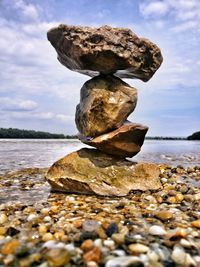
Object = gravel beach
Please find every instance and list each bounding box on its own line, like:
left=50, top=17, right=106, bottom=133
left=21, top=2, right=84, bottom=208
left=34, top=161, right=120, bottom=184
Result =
left=0, top=165, right=199, bottom=266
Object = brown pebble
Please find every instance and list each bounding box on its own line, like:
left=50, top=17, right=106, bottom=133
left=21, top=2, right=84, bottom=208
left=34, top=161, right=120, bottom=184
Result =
left=45, top=248, right=70, bottom=267
left=0, top=227, right=6, bottom=235
left=42, top=232, right=54, bottom=241
left=175, top=193, right=184, bottom=203
left=191, top=219, right=200, bottom=229
left=155, top=211, right=173, bottom=221
left=83, top=247, right=101, bottom=264
left=167, top=196, right=176, bottom=204
left=81, top=239, right=94, bottom=252
left=73, top=219, right=82, bottom=228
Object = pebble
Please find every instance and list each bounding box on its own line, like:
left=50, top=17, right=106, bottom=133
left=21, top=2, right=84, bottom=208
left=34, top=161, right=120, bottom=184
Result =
left=149, top=225, right=166, bottom=236
left=105, top=223, right=118, bottom=237
left=82, top=220, right=100, bottom=232
left=43, top=216, right=52, bottom=222
left=38, top=224, right=47, bottom=234
left=191, top=219, right=200, bottom=229
left=105, top=256, right=142, bottom=267
left=81, top=239, right=94, bottom=252
left=112, top=233, right=125, bottom=244
left=128, top=243, right=149, bottom=254
left=0, top=227, right=6, bottom=235
left=175, top=193, right=184, bottom=203
left=83, top=246, right=101, bottom=264
left=45, top=248, right=70, bottom=267
left=27, top=214, right=38, bottom=222
left=86, top=261, right=99, bottom=267
left=103, top=240, right=115, bottom=249
left=42, top=233, right=54, bottom=242
left=155, top=211, right=173, bottom=221
left=171, top=244, right=187, bottom=265
left=1, top=239, right=20, bottom=255
left=0, top=214, right=8, bottom=224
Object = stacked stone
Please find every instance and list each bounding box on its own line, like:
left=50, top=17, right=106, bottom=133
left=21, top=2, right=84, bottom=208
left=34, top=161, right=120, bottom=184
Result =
left=46, top=25, right=163, bottom=196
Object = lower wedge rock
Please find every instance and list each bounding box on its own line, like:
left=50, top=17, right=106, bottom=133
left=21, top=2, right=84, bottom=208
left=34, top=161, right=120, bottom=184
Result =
left=46, top=148, right=161, bottom=196
left=79, top=122, right=148, bottom=158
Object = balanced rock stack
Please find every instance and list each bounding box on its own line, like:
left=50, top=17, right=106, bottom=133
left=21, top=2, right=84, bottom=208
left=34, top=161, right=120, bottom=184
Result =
left=46, top=25, right=163, bottom=196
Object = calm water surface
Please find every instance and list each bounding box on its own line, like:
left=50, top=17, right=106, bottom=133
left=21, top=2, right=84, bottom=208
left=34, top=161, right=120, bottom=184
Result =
left=0, top=139, right=199, bottom=175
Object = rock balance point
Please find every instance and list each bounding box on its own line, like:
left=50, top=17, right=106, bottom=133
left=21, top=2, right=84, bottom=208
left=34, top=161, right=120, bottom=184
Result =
left=46, top=24, right=163, bottom=196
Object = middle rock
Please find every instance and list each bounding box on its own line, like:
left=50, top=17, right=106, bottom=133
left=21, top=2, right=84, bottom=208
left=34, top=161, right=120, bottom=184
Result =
left=76, top=75, right=137, bottom=137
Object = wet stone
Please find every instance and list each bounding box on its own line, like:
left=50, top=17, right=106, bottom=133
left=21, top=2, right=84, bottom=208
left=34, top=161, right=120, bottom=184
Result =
left=82, top=220, right=100, bottom=232
left=46, top=148, right=161, bottom=196
left=106, top=223, right=118, bottom=237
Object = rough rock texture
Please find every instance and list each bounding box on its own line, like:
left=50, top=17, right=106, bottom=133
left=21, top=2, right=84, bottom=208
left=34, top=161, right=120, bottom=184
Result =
left=46, top=148, right=161, bottom=196
left=79, top=122, right=148, bottom=158
left=47, top=24, right=163, bottom=81
left=75, top=75, right=137, bottom=137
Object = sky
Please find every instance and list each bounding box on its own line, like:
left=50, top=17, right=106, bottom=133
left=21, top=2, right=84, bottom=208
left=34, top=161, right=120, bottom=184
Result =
left=0, top=0, right=199, bottom=137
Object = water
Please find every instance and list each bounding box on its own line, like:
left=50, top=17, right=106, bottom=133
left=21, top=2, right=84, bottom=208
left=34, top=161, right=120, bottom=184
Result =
left=0, top=139, right=199, bottom=175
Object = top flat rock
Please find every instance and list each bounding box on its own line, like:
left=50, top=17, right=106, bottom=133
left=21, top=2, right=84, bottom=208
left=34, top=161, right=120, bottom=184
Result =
left=47, top=24, right=163, bottom=81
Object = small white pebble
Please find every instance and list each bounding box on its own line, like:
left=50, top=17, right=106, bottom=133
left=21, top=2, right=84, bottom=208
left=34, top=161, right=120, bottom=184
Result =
left=193, top=256, right=200, bottom=265
left=94, top=238, right=103, bottom=248
left=171, top=244, right=187, bottom=265
left=161, top=178, right=168, bottom=183
left=66, top=196, right=75, bottom=202
left=133, top=234, right=143, bottom=240
left=86, top=261, right=98, bottom=267
left=180, top=239, right=192, bottom=248
left=42, top=240, right=56, bottom=248
left=128, top=243, right=149, bottom=254
left=43, top=216, right=52, bottom=222
left=27, top=214, right=38, bottom=222
left=104, top=239, right=115, bottom=249
left=112, top=249, right=126, bottom=257
left=149, top=225, right=166, bottom=236
left=65, top=243, right=75, bottom=252
left=185, top=253, right=197, bottom=267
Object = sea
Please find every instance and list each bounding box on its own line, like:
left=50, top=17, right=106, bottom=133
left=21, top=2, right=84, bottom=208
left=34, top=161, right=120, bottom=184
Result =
left=0, top=139, right=199, bottom=175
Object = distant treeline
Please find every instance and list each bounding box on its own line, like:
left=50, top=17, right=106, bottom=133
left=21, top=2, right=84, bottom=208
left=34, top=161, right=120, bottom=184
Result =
left=146, top=136, right=186, bottom=140
left=0, top=128, right=199, bottom=140
left=187, top=131, right=200, bottom=140
left=0, top=128, right=77, bottom=139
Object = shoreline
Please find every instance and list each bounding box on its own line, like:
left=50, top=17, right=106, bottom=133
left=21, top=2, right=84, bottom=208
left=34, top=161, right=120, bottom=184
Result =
left=0, top=165, right=199, bottom=266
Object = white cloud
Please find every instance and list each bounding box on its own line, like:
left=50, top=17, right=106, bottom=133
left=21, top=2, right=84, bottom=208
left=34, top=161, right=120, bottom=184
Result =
left=0, top=97, right=38, bottom=111
left=139, top=0, right=200, bottom=32
left=171, top=20, right=198, bottom=32
left=14, top=0, right=39, bottom=21
left=140, top=1, right=169, bottom=17
left=8, top=111, right=74, bottom=124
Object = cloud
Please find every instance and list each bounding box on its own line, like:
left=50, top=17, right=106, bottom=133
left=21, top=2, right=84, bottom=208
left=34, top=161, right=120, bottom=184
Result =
left=139, top=1, right=169, bottom=17
left=9, top=110, right=74, bottom=123
left=0, top=97, right=38, bottom=111
left=139, top=0, right=200, bottom=32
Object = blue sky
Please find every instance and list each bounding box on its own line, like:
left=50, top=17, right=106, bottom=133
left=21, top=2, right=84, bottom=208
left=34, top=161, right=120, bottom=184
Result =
left=0, top=0, right=199, bottom=136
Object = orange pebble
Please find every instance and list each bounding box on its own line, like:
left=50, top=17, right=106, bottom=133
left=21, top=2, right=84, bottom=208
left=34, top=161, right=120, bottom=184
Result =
left=1, top=239, right=20, bottom=255
left=83, top=247, right=101, bottom=263
left=81, top=239, right=94, bottom=252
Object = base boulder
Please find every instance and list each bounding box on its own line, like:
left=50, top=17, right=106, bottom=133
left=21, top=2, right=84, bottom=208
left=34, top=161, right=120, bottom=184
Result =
left=46, top=148, right=161, bottom=196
